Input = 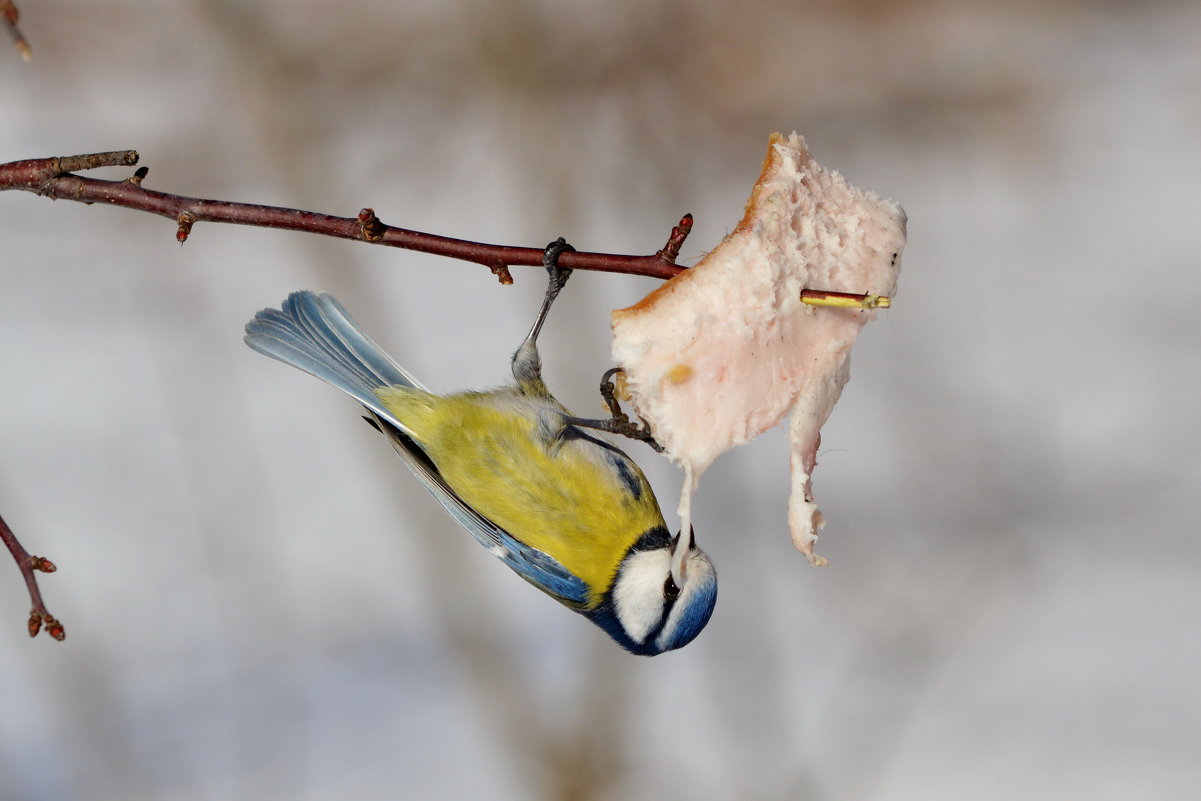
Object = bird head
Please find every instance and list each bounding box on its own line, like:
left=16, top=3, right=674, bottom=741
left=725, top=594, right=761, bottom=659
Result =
left=588, top=526, right=717, bottom=655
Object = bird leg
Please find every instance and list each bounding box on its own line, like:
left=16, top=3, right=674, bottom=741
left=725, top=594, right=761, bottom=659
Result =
left=511, top=237, right=575, bottom=391
left=510, top=241, right=662, bottom=450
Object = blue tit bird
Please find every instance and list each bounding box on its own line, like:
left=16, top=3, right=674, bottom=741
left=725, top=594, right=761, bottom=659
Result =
left=243, top=239, right=717, bottom=655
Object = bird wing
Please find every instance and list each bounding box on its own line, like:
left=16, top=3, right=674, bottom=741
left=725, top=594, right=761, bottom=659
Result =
left=370, top=412, right=591, bottom=609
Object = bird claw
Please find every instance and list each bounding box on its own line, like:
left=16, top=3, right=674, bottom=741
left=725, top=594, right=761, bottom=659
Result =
left=564, top=368, right=663, bottom=451
left=542, top=236, right=575, bottom=288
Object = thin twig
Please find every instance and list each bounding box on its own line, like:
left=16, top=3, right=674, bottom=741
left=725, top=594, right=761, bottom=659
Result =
left=0, top=151, right=694, bottom=281
left=1, top=0, right=30, bottom=61
left=0, top=514, right=64, bottom=641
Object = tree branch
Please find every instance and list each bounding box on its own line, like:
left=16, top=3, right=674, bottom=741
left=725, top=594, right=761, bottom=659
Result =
left=0, top=150, right=694, bottom=283
left=0, top=514, right=64, bottom=641
left=1, top=149, right=891, bottom=312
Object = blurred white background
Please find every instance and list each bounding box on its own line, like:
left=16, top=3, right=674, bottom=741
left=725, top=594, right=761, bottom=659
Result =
left=2, top=1, right=1200, bottom=799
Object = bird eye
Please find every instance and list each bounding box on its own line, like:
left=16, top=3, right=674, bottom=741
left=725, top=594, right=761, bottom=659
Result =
left=664, top=575, right=680, bottom=601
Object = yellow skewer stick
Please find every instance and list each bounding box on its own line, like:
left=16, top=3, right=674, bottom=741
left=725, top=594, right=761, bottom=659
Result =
left=800, top=290, right=892, bottom=309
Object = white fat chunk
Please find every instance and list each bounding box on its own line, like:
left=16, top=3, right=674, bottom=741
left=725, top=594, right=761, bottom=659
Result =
left=610, top=132, right=905, bottom=564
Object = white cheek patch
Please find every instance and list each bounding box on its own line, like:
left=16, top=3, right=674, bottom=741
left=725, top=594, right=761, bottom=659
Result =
left=656, top=550, right=718, bottom=651
left=613, top=550, right=669, bottom=644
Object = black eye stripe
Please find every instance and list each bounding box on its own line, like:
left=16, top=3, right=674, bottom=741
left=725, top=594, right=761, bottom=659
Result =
left=664, top=575, right=680, bottom=601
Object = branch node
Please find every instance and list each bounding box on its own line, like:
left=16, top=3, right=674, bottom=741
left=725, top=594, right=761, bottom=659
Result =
left=176, top=212, right=196, bottom=243
left=656, top=213, right=694, bottom=265
left=357, top=207, right=388, bottom=242
left=490, top=264, right=514, bottom=285
left=128, top=166, right=149, bottom=186
left=30, top=555, right=56, bottom=573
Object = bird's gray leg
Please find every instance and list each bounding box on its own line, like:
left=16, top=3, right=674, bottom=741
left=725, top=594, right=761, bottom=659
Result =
left=512, top=237, right=575, bottom=392
left=509, top=241, right=661, bottom=450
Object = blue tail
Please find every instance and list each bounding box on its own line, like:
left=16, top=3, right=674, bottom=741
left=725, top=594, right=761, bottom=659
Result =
left=244, top=291, right=425, bottom=426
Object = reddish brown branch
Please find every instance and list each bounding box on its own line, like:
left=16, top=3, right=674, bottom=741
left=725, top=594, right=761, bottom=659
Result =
left=2, top=0, right=30, bottom=61
left=1, top=514, right=64, bottom=641
left=0, top=152, right=877, bottom=308
left=0, top=151, right=692, bottom=282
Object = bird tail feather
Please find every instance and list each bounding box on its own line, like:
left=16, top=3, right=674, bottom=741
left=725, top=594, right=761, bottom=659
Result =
left=244, top=291, right=426, bottom=424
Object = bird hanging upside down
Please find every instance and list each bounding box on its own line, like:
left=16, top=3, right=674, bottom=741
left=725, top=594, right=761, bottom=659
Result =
left=244, top=239, right=717, bottom=655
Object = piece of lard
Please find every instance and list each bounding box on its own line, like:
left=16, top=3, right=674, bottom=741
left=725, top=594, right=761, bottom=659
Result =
left=610, top=132, right=905, bottom=564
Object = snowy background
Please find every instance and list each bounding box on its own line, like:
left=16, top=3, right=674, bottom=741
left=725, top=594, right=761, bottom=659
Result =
left=2, top=1, right=1200, bottom=799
